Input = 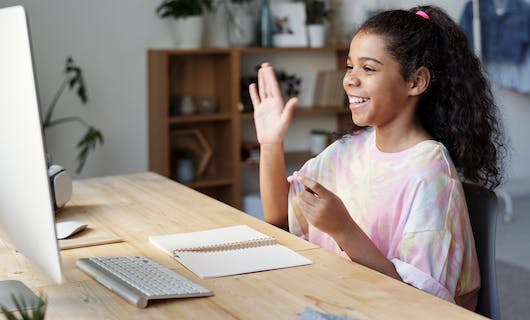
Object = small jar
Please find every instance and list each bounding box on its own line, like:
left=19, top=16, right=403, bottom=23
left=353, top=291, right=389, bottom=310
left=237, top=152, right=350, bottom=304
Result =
left=176, top=158, right=195, bottom=183
left=180, top=95, right=196, bottom=115
left=310, top=130, right=328, bottom=155
left=197, top=96, right=217, bottom=114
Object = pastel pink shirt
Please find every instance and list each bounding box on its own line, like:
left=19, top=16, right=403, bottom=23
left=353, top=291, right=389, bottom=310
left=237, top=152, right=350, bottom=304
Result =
left=288, top=128, right=480, bottom=310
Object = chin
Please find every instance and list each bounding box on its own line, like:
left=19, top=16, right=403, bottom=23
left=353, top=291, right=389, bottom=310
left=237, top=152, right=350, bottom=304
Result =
left=351, top=115, right=370, bottom=127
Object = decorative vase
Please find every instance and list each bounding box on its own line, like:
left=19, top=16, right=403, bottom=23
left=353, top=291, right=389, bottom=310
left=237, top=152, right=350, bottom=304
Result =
left=259, top=0, right=273, bottom=47
left=180, top=95, right=196, bottom=115
left=307, top=24, right=326, bottom=48
left=176, top=158, right=195, bottom=183
left=203, top=7, right=229, bottom=47
left=171, top=15, right=204, bottom=49
left=227, top=3, right=255, bottom=47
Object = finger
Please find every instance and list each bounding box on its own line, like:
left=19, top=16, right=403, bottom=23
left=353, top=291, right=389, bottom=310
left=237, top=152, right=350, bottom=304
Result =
left=249, top=83, right=261, bottom=107
left=304, top=186, right=319, bottom=197
left=297, top=188, right=319, bottom=212
left=299, top=176, right=327, bottom=197
left=262, top=66, right=282, bottom=98
left=282, top=97, right=298, bottom=123
left=258, top=66, right=267, bottom=99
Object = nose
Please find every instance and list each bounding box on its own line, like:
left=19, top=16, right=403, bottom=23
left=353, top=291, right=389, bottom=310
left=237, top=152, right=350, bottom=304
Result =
left=343, top=70, right=360, bottom=88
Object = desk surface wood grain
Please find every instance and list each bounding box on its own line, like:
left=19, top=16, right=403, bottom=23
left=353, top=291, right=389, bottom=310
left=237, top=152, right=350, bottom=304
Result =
left=0, top=172, right=486, bottom=319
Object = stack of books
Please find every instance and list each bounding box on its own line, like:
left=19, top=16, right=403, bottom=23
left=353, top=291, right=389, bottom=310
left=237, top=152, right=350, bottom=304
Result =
left=312, top=70, right=347, bottom=108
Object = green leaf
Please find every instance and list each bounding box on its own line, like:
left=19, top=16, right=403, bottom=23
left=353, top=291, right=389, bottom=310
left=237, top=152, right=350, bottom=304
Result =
left=155, top=0, right=212, bottom=19
left=75, top=127, right=104, bottom=174
left=43, top=56, right=102, bottom=174
left=0, top=292, right=47, bottom=320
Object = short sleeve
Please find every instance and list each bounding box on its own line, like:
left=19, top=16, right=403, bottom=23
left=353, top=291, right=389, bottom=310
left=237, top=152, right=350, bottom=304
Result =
left=392, top=231, right=456, bottom=303
left=391, top=177, right=477, bottom=303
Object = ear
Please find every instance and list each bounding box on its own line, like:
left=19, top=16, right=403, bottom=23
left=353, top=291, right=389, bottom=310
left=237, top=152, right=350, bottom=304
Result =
left=408, top=66, right=431, bottom=96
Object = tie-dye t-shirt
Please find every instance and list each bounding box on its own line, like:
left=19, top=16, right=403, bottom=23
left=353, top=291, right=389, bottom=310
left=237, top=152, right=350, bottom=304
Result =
left=288, top=128, right=480, bottom=310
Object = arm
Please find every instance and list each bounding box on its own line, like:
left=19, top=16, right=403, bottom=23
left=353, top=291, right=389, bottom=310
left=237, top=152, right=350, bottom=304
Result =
left=259, top=143, right=289, bottom=228
left=294, top=174, right=402, bottom=281
left=249, top=63, right=299, bottom=228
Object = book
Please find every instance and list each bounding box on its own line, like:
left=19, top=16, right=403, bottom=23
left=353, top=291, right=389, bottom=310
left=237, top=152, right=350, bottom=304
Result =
left=149, top=225, right=312, bottom=279
left=312, top=70, right=347, bottom=108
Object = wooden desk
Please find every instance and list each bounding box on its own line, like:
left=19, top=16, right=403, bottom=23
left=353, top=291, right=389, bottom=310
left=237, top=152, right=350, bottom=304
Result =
left=0, top=172, right=486, bottom=319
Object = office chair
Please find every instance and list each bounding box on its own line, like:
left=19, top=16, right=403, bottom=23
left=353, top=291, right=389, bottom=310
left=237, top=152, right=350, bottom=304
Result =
left=462, top=182, right=501, bottom=320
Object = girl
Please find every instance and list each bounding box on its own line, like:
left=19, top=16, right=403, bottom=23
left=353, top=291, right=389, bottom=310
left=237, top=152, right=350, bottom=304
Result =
left=249, top=5, right=504, bottom=311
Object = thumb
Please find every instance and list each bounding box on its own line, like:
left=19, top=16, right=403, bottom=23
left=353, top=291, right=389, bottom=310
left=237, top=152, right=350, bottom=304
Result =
left=282, top=97, right=298, bottom=123
left=299, top=175, right=327, bottom=197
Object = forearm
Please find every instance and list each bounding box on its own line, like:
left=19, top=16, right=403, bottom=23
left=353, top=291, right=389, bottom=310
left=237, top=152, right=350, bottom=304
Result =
left=259, top=143, right=289, bottom=228
left=333, top=220, right=402, bottom=281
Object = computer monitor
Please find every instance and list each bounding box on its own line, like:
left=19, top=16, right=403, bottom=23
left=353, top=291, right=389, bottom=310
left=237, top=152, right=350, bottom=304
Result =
left=0, top=4, right=63, bottom=292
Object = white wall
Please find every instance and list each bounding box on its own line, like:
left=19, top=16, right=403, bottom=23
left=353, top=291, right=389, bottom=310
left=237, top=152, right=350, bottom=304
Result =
left=2, top=0, right=529, bottom=196
left=0, top=0, right=175, bottom=178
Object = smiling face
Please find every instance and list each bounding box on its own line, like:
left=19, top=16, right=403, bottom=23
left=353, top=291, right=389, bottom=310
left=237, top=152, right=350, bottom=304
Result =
left=343, top=31, right=419, bottom=130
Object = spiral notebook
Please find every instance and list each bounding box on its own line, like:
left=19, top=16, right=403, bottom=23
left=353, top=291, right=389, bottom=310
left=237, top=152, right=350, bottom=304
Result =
left=148, top=225, right=312, bottom=279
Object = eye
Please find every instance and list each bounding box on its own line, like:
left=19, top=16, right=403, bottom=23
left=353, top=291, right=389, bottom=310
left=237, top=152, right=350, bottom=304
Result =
left=363, top=66, right=375, bottom=72
left=345, top=65, right=353, bottom=70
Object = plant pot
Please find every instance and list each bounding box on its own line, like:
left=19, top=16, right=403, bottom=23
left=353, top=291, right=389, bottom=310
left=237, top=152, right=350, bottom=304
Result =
left=226, top=3, right=255, bottom=47
left=307, top=24, right=326, bottom=48
left=171, top=15, right=204, bottom=49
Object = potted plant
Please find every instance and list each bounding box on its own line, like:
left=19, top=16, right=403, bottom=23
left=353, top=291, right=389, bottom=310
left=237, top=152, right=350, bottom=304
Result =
left=43, top=57, right=104, bottom=174
left=0, top=292, right=47, bottom=320
left=301, top=0, right=329, bottom=47
left=156, top=0, right=213, bottom=48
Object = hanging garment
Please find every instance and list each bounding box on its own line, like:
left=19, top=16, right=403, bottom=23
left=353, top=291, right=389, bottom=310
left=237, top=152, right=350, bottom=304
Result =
left=486, top=44, right=530, bottom=94
left=460, top=0, right=530, bottom=94
left=460, top=0, right=529, bottom=64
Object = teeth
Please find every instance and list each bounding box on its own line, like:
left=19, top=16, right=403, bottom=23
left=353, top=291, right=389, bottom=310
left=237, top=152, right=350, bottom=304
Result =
left=349, top=96, right=369, bottom=104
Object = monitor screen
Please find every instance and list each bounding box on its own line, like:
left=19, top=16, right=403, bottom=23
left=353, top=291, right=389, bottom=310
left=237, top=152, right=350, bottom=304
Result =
left=0, top=5, right=63, bottom=284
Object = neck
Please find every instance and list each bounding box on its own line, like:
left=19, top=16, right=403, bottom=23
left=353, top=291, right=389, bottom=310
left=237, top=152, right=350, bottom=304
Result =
left=374, top=120, right=431, bottom=153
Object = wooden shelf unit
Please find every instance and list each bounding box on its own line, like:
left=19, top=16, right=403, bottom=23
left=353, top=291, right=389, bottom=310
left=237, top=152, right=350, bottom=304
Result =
left=148, top=46, right=350, bottom=209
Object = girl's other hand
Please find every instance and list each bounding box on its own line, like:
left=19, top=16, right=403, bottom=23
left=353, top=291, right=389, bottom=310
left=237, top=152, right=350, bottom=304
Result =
left=294, top=174, right=355, bottom=237
left=249, top=63, right=299, bottom=145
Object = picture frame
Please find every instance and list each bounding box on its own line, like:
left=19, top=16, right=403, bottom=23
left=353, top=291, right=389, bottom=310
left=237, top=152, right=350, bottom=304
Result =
left=270, top=2, right=308, bottom=47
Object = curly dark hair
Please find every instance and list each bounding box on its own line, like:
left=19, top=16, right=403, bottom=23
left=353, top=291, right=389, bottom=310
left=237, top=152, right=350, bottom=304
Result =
left=344, top=5, right=505, bottom=190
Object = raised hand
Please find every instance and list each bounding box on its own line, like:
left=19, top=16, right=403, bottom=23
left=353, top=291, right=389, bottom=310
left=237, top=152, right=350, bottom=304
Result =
left=249, top=63, right=299, bottom=145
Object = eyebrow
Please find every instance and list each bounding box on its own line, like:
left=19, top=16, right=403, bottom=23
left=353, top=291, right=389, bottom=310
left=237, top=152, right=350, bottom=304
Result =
left=359, top=57, right=384, bottom=65
left=347, top=55, right=384, bottom=65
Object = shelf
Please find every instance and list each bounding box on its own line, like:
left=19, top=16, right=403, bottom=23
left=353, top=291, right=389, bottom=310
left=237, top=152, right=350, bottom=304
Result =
left=293, top=106, right=349, bottom=116
left=239, top=106, right=349, bottom=120
left=238, top=46, right=349, bottom=54
left=241, top=150, right=314, bottom=167
left=149, top=48, right=231, bottom=55
left=185, top=177, right=233, bottom=189
left=285, top=151, right=314, bottom=163
left=149, top=46, right=349, bottom=56
left=149, top=47, right=348, bottom=209
left=169, top=114, right=232, bottom=124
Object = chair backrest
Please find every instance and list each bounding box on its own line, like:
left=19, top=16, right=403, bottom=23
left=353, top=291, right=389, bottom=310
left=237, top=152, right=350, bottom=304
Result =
left=462, top=182, right=501, bottom=320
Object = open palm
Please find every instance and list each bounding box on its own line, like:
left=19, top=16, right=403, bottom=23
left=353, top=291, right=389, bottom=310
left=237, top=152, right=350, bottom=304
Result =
left=249, top=63, right=298, bottom=145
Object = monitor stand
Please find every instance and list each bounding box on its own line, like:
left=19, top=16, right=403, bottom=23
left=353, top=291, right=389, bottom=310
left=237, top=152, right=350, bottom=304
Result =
left=0, top=280, right=40, bottom=313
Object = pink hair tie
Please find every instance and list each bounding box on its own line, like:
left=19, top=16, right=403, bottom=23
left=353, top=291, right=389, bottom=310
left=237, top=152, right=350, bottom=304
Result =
left=416, top=10, right=430, bottom=20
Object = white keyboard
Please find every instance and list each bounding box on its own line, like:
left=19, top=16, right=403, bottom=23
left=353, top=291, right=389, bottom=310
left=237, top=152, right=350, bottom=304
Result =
left=76, top=256, right=213, bottom=308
